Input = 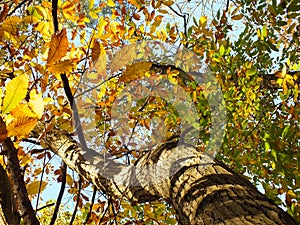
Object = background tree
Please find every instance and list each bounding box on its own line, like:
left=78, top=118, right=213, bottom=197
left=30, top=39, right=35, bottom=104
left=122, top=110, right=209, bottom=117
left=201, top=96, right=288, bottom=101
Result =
left=0, top=0, right=299, bottom=224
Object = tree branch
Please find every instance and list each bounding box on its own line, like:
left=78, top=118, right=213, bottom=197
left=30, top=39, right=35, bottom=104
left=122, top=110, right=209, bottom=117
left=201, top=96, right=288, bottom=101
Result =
left=0, top=164, right=20, bottom=225
left=49, top=162, right=67, bottom=225
left=2, top=122, right=40, bottom=224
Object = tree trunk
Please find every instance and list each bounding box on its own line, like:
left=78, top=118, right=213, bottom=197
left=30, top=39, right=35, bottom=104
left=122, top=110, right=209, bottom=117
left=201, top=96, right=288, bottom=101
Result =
left=167, top=155, right=296, bottom=224
left=31, top=122, right=298, bottom=225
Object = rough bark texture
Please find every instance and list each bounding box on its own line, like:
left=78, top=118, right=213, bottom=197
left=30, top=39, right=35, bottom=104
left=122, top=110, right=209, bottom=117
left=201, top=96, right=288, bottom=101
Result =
left=3, top=137, right=40, bottom=225
left=167, top=155, right=296, bottom=225
left=0, top=164, right=20, bottom=225
left=31, top=122, right=298, bottom=225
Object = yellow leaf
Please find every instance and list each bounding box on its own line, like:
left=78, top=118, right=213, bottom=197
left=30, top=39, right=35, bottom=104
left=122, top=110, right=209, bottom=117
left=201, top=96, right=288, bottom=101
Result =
left=10, top=103, right=36, bottom=118
left=2, top=75, right=29, bottom=114
left=47, top=60, right=74, bottom=74
left=93, top=53, right=107, bottom=79
left=110, top=45, right=137, bottom=73
left=7, top=116, right=38, bottom=138
left=199, top=16, right=207, bottom=27
left=47, top=28, right=69, bottom=65
left=66, top=174, right=73, bottom=186
left=107, top=0, right=116, bottom=7
left=26, top=181, right=48, bottom=195
left=128, top=0, right=142, bottom=9
left=20, top=154, right=32, bottom=167
left=35, top=21, right=52, bottom=39
left=29, top=91, right=44, bottom=118
left=119, top=61, right=152, bottom=83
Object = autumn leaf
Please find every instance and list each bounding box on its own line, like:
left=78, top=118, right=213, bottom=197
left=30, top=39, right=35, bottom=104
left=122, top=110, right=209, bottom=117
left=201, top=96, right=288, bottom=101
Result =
left=47, top=28, right=69, bottom=65
left=110, top=45, right=138, bottom=74
left=7, top=116, right=38, bottom=138
left=0, top=3, right=9, bottom=23
left=26, top=181, right=48, bottom=195
left=66, top=174, right=73, bottom=186
left=93, top=53, right=107, bottom=78
left=119, top=61, right=152, bottom=83
left=10, top=103, right=36, bottom=118
left=0, top=117, right=7, bottom=142
left=2, top=75, right=29, bottom=114
left=29, top=91, right=44, bottom=118
left=231, top=14, right=243, bottom=20
left=91, top=40, right=101, bottom=62
left=48, top=60, right=74, bottom=74
left=107, top=0, right=116, bottom=7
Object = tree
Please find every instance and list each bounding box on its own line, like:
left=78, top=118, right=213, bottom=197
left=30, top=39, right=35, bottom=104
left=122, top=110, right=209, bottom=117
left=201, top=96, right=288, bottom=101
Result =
left=0, top=0, right=299, bottom=224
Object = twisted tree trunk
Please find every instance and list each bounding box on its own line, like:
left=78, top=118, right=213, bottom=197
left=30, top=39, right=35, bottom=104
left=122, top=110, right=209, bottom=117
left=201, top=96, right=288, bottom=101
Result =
left=31, top=122, right=297, bottom=225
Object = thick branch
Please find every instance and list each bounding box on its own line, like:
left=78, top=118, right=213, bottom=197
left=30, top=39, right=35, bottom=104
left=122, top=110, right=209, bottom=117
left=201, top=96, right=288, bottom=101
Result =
left=0, top=164, right=20, bottom=225
left=2, top=134, right=40, bottom=224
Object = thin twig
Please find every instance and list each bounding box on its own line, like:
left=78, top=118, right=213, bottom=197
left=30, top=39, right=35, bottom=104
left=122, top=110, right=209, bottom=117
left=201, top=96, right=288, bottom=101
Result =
left=83, top=186, right=97, bottom=225
left=69, top=176, right=83, bottom=225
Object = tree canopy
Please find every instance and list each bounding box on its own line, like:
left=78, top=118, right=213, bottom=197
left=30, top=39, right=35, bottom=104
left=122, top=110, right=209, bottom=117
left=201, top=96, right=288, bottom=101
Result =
left=0, top=0, right=299, bottom=224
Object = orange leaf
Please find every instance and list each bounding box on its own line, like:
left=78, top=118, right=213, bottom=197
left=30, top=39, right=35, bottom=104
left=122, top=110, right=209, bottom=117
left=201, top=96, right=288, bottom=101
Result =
left=47, top=28, right=69, bottom=65
left=10, top=103, right=36, bottom=118
left=7, top=116, right=38, bottom=138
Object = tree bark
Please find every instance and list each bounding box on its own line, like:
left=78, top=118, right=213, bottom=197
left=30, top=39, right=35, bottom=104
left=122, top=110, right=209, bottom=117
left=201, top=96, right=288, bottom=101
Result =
left=31, top=122, right=298, bottom=225
left=0, top=164, right=20, bottom=225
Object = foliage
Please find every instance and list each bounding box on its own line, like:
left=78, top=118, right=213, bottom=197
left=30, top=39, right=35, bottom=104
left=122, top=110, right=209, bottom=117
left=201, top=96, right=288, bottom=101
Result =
left=0, top=0, right=299, bottom=224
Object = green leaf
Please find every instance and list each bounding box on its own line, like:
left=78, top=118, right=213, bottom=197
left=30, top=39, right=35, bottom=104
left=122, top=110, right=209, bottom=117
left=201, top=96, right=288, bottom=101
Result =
left=287, top=2, right=300, bottom=12
left=261, top=25, right=268, bottom=39
left=246, top=69, right=256, bottom=76
left=219, top=45, right=225, bottom=56
left=2, top=75, right=29, bottom=114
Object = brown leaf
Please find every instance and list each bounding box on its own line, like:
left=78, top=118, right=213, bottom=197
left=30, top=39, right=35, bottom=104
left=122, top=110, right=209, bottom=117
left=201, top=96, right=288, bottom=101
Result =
left=47, top=28, right=69, bottom=65
left=91, top=40, right=101, bottom=62
left=0, top=3, right=9, bottom=23
left=0, top=117, right=7, bottom=142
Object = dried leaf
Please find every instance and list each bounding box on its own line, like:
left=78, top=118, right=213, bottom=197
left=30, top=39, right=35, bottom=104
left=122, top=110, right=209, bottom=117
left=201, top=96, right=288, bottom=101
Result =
left=91, top=40, right=101, bottom=62
left=0, top=3, right=9, bottom=23
left=0, top=117, right=7, bottom=142
left=47, top=28, right=69, bottom=65
left=231, top=14, right=243, bottom=20
left=2, top=75, right=29, bottom=114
